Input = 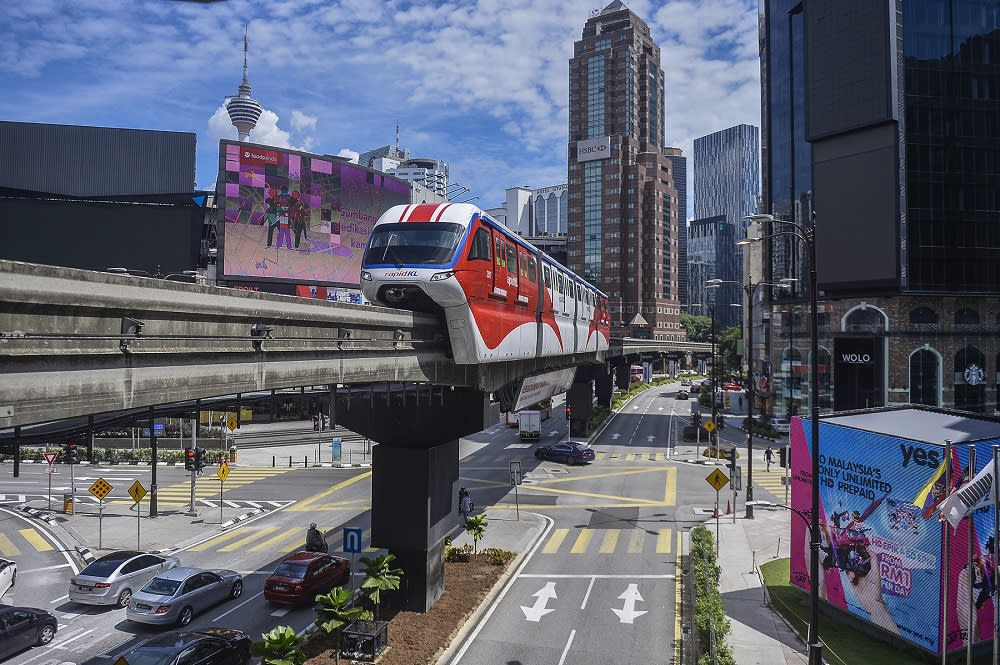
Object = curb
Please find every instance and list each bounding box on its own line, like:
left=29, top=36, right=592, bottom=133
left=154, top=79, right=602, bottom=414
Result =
left=19, top=504, right=96, bottom=564
left=219, top=508, right=264, bottom=530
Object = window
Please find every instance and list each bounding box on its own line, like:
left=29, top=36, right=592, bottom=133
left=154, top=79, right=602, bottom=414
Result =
left=527, top=256, right=537, bottom=282
left=506, top=244, right=516, bottom=273
left=494, top=237, right=505, bottom=268
left=543, top=265, right=551, bottom=287
left=955, top=308, right=980, bottom=325
left=468, top=228, right=491, bottom=261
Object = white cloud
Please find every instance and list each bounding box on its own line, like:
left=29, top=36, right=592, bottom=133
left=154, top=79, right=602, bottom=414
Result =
left=337, top=148, right=359, bottom=163
left=290, top=110, right=317, bottom=132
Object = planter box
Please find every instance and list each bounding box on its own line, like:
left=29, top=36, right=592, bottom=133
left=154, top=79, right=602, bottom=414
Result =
left=341, top=620, right=388, bottom=662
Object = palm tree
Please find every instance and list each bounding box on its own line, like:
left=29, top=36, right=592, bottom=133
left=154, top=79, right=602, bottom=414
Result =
left=315, top=587, right=372, bottom=665
left=464, top=513, right=488, bottom=553
left=250, top=625, right=305, bottom=665
left=359, top=553, right=404, bottom=619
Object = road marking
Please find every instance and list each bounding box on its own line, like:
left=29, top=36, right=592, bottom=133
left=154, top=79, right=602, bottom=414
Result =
left=557, top=629, right=576, bottom=665
left=54, top=627, right=95, bottom=647
left=656, top=529, right=672, bottom=554
left=674, top=530, right=683, bottom=664
left=19, top=563, right=72, bottom=574
left=519, top=573, right=675, bottom=579
left=600, top=529, right=619, bottom=553
left=218, top=526, right=280, bottom=552
left=628, top=529, right=644, bottom=554
left=212, top=589, right=264, bottom=622
left=612, top=583, right=647, bottom=623
left=288, top=471, right=371, bottom=512
left=569, top=529, right=592, bottom=554
left=520, top=582, right=557, bottom=621
left=542, top=528, right=568, bottom=554
left=187, top=528, right=247, bottom=552
left=580, top=576, right=596, bottom=609
left=250, top=528, right=305, bottom=552
left=19, top=528, right=53, bottom=551
left=271, top=606, right=292, bottom=617
left=0, top=533, right=20, bottom=557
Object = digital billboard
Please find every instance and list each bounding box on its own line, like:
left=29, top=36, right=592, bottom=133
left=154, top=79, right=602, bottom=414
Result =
left=789, top=415, right=1000, bottom=654
left=218, top=140, right=410, bottom=287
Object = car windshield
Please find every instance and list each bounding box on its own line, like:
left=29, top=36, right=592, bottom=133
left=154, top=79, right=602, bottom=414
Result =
left=272, top=562, right=307, bottom=579
left=80, top=557, right=129, bottom=577
left=122, top=649, right=178, bottom=665
left=363, top=223, right=464, bottom=266
left=141, top=577, right=181, bottom=596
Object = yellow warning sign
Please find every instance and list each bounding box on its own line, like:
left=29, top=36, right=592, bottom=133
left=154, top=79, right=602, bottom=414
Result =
left=128, top=480, right=147, bottom=504
left=89, top=478, right=113, bottom=501
left=227, top=417, right=238, bottom=432
left=705, top=468, right=730, bottom=492
left=217, top=460, right=230, bottom=482
left=113, top=655, right=131, bottom=665
left=703, top=420, right=717, bottom=433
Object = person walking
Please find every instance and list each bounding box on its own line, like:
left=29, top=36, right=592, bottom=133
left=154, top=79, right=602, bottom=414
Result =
left=459, top=488, right=473, bottom=526
left=765, top=446, right=775, bottom=472
left=305, top=522, right=328, bottom=553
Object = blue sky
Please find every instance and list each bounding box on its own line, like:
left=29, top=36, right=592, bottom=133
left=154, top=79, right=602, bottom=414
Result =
left=1, top=0, right=760, bottom=213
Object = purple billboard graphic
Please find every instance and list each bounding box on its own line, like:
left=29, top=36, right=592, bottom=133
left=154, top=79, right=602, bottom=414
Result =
left=218, top=141, right=410, bottom=287
left=789, top=410, right=999, bottom=655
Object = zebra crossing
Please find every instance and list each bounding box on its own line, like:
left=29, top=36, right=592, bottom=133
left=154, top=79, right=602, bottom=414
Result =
left=749, top=466, right=791, bottom=500
left=0, top=526, right=57, bottom=557
left=186, top=525, right=384, bottom=555
left=107, top=467, right=296, bottom=507
left=465, top=451, right=672, bottom=465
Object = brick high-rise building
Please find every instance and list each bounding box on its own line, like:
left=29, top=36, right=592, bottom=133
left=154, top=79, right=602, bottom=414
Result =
left=566, top=1, right=682, bottom=340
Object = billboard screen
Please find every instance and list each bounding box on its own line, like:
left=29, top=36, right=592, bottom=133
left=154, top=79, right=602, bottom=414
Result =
left=218, top=140, right=410, bottom=287
left=790, top=419, right=1000, bottom=654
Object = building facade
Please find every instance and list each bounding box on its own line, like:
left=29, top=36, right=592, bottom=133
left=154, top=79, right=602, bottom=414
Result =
left=664, top=147, right=688, bottom=310
left=566, top=0, right=682, bottom=340
left=759, top=0, right=1000, bottom=417
left=485, top=185, right=569, bottom=266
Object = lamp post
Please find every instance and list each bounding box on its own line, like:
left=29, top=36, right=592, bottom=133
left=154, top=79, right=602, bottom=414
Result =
left=708, top=304, right=717, bottom=448
left=706, top=276, right=791, bottom=520
left=742, top=212, right=821, bottom=665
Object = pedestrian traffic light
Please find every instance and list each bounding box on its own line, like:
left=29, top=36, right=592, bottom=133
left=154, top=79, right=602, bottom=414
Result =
left=194, top=447, right=207, bottom=471
left=65, top=442, right=79, bottom=465
left=779, top=445, right=788, bottom=469
left=565, top=405, right=571, bottom=421
left=184, top=447, right=196, bottom=471
left=727, top=448, right=737, bottom=471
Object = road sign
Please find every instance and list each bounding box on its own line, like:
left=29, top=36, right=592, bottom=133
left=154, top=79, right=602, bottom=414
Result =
left=89, top=478, right=113, bottom=501
left=703, top=420, right=717, bottom=433
left=113, top=656, right=130, bottom=665
left=128, top=480, right=147, bottom=503
left=43, top=452, right=57, bottom=465
left=343, top=527, right=363, bottom=554
left=509, top=460, right=522, bottom=486
left=705, top=468, right=730, bottom=492
left=227, top=417, right=237, bottom=432
left=331, top=437, right=342, bottom=462
left=217, top=460, right=230, bottom=482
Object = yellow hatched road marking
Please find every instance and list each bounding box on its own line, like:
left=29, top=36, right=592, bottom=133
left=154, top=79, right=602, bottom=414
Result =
left=600, top=529, right=620, bottom=553
left=19, top=528, right=52, bottom=552
left=188, top=528, right=247, bottom=552
left=0, top=533, right=20, bottom=557
left=288, top=472, right=372, bottom=512
left=628, top=529, right=645, bottom=554
left=570, top=529, right=593, bottom=554
left=624, top=453, right=637, bottom=461
left=543, top=528, right=569, bottom=554
left=218, top=526, right=280, bottom=553
left=250, top=528, right=305, bottom=553
left=656, top=529, right=672, bottom=553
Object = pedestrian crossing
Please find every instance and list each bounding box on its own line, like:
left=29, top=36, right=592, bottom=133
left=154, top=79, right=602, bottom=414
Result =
left=749, top=466, right=791, bottom=500
left=0, top=526, right=56, bottom=557
left=466, top=451, right=672, bottom=465
left=187, top=525, right=384, bottom=555
left=107, top=468, right=296, bottom=507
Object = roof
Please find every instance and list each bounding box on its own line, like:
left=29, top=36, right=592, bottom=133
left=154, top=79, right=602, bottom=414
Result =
left=821, top=406, right=1000, bottom=445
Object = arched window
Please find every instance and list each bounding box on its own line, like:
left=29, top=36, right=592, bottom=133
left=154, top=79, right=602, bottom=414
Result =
left=909, top=307, right=938, bottom=324
left=954, top=346, right=986, bottom=412
left=909, top=348, right=939, bottom=406
left=955, top=308, right=980, bottom=325
left=843, top=306, right=887, bottom=334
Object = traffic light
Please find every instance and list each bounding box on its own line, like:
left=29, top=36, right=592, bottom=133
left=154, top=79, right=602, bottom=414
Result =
left=565, top=405, right=572, bottom=421
left=65, top=442, right=79, bottom=465
left=194, top=447, right=207, bottom=471
left=779, top=445, right=788, bottom=468
left=717, top=414, right=726, bottom=430
left=693, top=412, right=702, bottom=427
left=184, top=447, right=196, bottom=471
left=727, top=448, right=737, bottom=471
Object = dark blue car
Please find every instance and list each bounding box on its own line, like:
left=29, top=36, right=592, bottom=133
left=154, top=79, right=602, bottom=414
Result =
left=534, top=442, right=595, bottom=465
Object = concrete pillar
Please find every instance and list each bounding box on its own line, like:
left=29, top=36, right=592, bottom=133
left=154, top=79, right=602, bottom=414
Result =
left=594, top=367, right=613, bottom=408
left=567, top=380, right=594, bottom=438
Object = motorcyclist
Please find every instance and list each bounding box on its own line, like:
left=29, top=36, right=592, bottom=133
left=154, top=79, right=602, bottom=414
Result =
left=305, top=523, right=328, bottom=553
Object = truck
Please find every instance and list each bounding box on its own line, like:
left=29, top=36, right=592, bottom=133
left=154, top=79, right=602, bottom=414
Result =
left=518, top=410, right=541, bottom=441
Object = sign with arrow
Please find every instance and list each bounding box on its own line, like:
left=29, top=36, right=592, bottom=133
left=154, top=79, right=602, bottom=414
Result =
left=612, top=583, right=648, bottom=624
left=520, top=582, right=557, bottom=622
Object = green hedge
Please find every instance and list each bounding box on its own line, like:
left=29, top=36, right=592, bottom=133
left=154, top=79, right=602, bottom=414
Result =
left=6, top=447, right=230, bottom=465
left=690, top=526, right=735, bottom=665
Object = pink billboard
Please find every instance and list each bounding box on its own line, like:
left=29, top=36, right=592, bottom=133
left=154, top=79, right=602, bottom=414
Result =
left=217, top=140, right=410, bottom=288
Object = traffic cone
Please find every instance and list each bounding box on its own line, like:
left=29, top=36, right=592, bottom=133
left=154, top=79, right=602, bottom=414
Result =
left=726, top=500, right=732, bottom=514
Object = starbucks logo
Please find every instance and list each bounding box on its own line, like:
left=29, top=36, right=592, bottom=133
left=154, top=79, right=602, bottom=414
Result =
left=964, top=364, right=985, bottom=386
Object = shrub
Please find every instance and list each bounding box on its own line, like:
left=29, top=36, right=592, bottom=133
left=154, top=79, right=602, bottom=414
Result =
left=690, top=526, right=735, bottom=665
left=482, top=547, right=515, bottom=565
left=444, top=543, right=472, bottom=562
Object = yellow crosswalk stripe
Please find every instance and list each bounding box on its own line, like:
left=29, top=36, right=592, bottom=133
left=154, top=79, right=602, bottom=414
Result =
left=0, top=533, right=20, bottom=557
left=188, top=528, right=247, bottom=552
left=543, top=528, right=569, bottom=554
left=19, top=528, right=52, bottom=552
left=628, top=529, right=645, bottom=554
left=570, top=529, right=592, bottom=554
left=600, top=529, right=620, bottom=553
left=656, top=529, right=672, bottom=554
left=218, top=526, right=280, bottom=553
left=250, top=528, right=305, bottom=553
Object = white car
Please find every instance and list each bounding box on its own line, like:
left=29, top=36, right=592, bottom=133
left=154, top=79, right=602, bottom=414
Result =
left=0, top=559, right=15, bottom=599
left=771, top=418, right=791, bottom=434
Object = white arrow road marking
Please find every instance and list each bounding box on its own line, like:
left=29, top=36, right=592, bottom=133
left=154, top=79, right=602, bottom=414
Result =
left=612, top=583, right=648, bottom=624
left=548, top=431, right=560, bottom=436
left=611, top=433, right=620, bottom=440
left=647, top=435, right=655, bottom=442
left=658, top=407, right=664, bottom=411
left=520, top=581, right=557, bottom=621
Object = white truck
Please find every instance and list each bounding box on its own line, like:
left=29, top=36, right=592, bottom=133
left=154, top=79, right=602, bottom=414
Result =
left=518, top=410, right=541, bottom=441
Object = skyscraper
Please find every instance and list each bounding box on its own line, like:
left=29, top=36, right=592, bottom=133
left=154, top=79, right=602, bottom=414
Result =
left=760, top=0, right=1000, bottom=417
left=566, top=1, right=682, bottom=340
left=664, top=147, right=688, bottom=310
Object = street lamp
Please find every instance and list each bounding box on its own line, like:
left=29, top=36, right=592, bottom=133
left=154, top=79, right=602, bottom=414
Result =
left=706, top=276, right=791, bottom=522
left=742, top=211, right=821, bottom=665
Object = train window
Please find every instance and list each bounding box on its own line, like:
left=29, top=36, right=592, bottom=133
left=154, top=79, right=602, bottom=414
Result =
left=527, top=256, right=537, bottom=282
left=506, top=244, right=517, bottom=273
left=518, top=250, right=528, bottom=278
left=543, top=265, right=551, bottom=288
left=556, top=272, right=563, bottom=294
left=469, top=228, right=491, bottom=261
left=495, top=236, right=504, bottom=268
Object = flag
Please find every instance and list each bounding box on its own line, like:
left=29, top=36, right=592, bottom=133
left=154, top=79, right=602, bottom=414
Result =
left=937, top=462, right=995, bottom=529
left=913, top=457, right=949, bottom=509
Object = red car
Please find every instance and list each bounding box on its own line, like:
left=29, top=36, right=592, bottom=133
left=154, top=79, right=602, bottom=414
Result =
left=263, top=552, right=350, bottom=605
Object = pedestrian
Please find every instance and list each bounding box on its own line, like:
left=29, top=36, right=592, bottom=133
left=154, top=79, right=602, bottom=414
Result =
left=459, top=488, right=474, bottom=525
left=765, top=446, right=774, bottom=472
left=305, top=522, right=328, bottom=553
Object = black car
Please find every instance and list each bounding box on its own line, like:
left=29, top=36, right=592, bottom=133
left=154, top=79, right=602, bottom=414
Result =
left=534, top=442, right=596, bottom=465
left=677, top=390, right=689, bottom=400
left=0, top=606, right=57, bottom=661
left=121, top=628, right=251, bottom=665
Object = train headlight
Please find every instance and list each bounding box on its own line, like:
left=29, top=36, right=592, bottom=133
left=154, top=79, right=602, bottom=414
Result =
left=430, top=271, right=454, bottom=282
left=361, top=271, right=372, bottom=281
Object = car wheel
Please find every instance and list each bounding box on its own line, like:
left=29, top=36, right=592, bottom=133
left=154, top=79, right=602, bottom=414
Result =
left=236, top=645, right=250, bottom=665
left=177, top=606, right=194, bottom=626
left=230, top=580, right=244, bottom=599
left=563, top=455, right=573, bottom=465
left=117, top=588, right=132, bottom=608
left=36, top=624, right=55, bottom=645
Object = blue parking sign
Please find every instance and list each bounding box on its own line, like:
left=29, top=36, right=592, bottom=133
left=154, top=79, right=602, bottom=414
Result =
left=331, top=437, right=342, bottom=461
left=343, top=527, right=363, bottom=554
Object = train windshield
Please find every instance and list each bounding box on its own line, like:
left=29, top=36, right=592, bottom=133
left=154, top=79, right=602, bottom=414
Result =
left=365, top=223, right=464, bottom=266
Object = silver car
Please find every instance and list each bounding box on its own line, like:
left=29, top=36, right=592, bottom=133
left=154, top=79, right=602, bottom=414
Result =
left=69, top=551, right=180, bottom=608
left=126, top=567, right=244, bottom=626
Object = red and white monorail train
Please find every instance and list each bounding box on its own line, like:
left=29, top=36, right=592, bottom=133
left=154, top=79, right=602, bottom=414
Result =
left=360, top=203, right=611, bottom=364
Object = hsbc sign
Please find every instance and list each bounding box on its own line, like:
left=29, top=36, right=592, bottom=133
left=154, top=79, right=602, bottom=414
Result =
left=577, top=136, right=611, bottom=163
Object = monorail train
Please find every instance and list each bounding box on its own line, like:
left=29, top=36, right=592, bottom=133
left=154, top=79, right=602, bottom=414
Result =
left=360, top=203, right=611, bottom=364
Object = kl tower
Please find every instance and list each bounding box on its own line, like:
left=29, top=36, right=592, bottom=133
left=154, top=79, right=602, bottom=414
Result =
left=225, top=28, right=263, bottom=141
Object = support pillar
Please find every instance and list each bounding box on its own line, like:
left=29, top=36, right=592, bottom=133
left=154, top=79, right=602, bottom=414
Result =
left=567, top=380, right=594, bottom=438
left=594, top=367, right=612, bottom=409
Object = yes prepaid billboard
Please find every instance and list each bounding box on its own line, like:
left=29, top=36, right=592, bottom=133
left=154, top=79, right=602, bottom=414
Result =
left=217, top=140, right=410, bottom=287
left=789, top=410, right=1000, bottom=655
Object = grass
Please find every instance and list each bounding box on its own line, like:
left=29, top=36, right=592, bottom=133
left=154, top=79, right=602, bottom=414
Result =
left=759, top=559, right=928, bottom=665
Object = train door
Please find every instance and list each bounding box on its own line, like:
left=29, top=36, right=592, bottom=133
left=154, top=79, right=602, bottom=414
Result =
left=516, top=247, right=531, bottom=308
left=491, top=232, right=509, bottom=299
